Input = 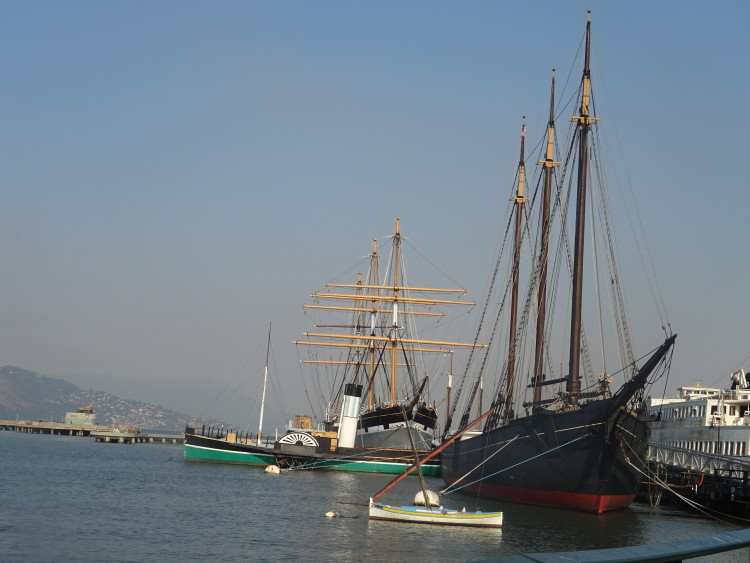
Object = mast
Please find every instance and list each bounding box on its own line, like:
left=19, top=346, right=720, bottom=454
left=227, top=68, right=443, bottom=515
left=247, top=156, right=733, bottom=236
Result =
left=446, top=351, right=453, bottom=425
left=503, top=118, right=529, bottom=423
left=389, top=217, right=402, bottom=407
left=353, top=272, right=365, bottom=386
left=367, top=239, right=379, bottom=411
left=567, top=11, right=597, bottom=403
left=257, top=323, right=271, bottom=445
left=294, top=218, right=483, bottom=414
left=533, top=70, right=559, bottom=409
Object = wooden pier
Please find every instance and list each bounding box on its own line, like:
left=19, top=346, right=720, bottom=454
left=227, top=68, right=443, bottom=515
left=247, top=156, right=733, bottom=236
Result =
left=91, top=431, right=183, bottom=444
left=0, top=418, right=114, bottom=436
left=0, top=419, right=183, bottom=444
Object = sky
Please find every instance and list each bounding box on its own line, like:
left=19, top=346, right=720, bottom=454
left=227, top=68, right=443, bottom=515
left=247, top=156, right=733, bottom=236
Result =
left=2, top=1, right=749, bottom=423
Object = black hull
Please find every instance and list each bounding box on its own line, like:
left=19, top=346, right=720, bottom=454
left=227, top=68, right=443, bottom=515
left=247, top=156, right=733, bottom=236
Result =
left=442, top=334, right=675, bottom=513
left=183, top=431, right=277, bottom=465
left=441, top=398, right=649, bottom=513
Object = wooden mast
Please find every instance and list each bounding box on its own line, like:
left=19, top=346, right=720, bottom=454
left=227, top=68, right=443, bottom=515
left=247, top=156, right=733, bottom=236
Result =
left=367, top=239, right=378, bottom=411
left=389, top=217, right=402, bottom=407
left=294, top=218, right=484, bottom=414
left=532, top=70, right=559, bottom=409
left=503, top=118, right=529, bottom=423
left=567, top=11, right=597, bottom=403
left=352, top=272, right=365, bottom=386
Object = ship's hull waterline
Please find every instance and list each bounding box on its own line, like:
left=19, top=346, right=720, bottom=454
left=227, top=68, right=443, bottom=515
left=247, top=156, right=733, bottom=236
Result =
left=184, top=430, right=442, bottom=475
left=183, top=433, right=276, bottom=466
left=441, top=400, right=649, bottom=514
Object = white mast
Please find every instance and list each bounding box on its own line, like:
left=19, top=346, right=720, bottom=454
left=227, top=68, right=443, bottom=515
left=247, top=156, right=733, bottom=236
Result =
left=257, top=323, right=271, bottom=446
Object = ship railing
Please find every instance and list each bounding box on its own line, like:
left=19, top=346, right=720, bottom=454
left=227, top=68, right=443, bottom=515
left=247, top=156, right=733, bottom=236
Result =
left=648, top=443, right=750, bottom=476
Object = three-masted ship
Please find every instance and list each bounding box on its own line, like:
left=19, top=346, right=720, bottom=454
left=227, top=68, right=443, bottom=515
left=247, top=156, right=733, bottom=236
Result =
left=185, top=220, right=482, bottom=475
left=440, top=13, right=676, bottom=513
left=290, top=218, right=483, bottom=473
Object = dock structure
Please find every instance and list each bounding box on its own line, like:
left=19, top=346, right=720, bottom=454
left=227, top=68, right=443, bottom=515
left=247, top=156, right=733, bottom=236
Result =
left=0, top=419, right=183, bottom=444
left=642, top=443, right=750, bottom=517
left=91, top=431, right=183, bottom=444
left=649, top=443, right=750, bottom=476
left=0, top=418, right=115, bottom=436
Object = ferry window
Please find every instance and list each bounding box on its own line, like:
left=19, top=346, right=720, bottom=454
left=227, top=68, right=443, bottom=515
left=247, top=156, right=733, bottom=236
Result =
left=710, top=406, right=717, bottom=415
left=730, top=406, right=736, bottom=416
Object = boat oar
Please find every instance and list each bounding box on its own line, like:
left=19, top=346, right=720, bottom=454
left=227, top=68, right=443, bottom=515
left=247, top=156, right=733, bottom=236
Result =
left=369, top=407, right=493, bottom=503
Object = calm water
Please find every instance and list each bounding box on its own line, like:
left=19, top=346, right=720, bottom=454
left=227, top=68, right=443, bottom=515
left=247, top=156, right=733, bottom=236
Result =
left=1, top=432, right=747, bottom=562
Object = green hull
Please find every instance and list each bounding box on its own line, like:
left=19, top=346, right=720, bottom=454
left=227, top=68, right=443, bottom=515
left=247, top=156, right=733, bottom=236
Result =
left=183, top=434, right=442, bottom=476
left=183, top=444, right=276, bottom=466
left=279, top=455, right=442, bottom=477
left=291, top=457, right=442, bottom=476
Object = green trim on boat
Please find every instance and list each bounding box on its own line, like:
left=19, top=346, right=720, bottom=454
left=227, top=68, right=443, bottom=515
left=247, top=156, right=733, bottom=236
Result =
left=291, top=458, right=442, bottom=476
left=183, top=444, right=275, bottom=466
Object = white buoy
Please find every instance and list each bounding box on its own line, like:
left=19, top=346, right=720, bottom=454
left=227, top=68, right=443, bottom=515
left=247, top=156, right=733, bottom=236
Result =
left=325, top=511, right=338, bottom=518
left=413, top=490, right=441, bottom=507
left=264, top=464, right=281, bottom=474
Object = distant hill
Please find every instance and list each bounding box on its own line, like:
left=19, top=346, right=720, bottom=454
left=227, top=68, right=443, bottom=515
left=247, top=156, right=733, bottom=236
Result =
left=0, top=366, right=290, bottom=433
left=0, top=366, right=217, bottom=431
left=0, top=366, right=79, bottom=416
left=61, top=373, right=289, bottom=432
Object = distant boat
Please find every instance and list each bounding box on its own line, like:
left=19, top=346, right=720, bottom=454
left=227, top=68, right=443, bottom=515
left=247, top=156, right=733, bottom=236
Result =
left=646, top=369, right=750, bottom=457
left=440, top=12, right=677, bottom=514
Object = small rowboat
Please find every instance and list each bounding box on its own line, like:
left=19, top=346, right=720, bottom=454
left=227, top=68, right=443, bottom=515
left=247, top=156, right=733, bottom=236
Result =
left=369, top=498, right=503, bottom=528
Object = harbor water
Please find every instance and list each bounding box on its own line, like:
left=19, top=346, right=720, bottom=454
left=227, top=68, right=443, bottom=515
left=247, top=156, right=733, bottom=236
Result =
left=1, top=431, right=747, bottom=562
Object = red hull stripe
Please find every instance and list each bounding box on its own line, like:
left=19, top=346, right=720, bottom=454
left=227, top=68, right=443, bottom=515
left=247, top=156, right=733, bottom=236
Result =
left=464, top=483, right=634, bottom=514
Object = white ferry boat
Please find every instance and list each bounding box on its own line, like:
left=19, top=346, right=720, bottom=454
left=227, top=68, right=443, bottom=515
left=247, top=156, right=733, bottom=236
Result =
left=646, top=369, right=750, bottom=457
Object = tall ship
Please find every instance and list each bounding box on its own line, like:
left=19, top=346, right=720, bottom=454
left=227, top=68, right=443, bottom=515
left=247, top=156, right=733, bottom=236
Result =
left=185, top=220, right=481, bottom=475
left=440, top=12, right=677, bottom=513
left=289, top=218, right=482, bottom=473
left=646, top=369, right=750, bottom=457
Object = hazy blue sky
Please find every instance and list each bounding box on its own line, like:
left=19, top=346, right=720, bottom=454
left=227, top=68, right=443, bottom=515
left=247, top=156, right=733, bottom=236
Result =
left=2, top=1, right=748, bottom=422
